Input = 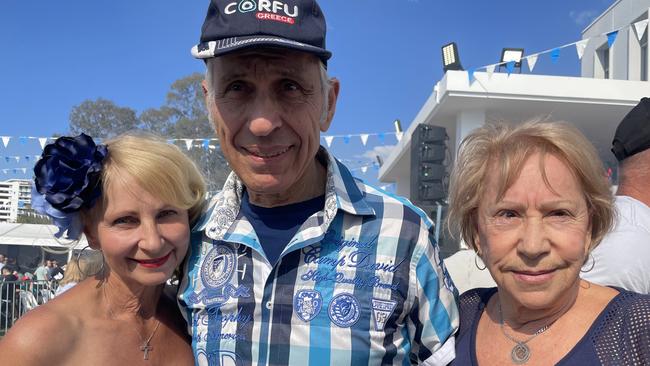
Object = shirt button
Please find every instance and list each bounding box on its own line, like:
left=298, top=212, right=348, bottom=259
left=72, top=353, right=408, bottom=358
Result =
left=266, top=301, right=273, bottom=310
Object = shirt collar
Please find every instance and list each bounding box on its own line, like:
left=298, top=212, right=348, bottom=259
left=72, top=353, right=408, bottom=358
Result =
left=198, top=146, right=375, bottom=237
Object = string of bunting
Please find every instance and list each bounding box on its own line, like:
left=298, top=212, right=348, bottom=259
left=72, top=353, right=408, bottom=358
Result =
left=466, top=18, right=649, bottom=82
left=0, top=130, right=403, bottom=151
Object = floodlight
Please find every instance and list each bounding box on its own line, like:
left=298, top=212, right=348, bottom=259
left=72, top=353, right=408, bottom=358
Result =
left=500, top=48, right=524, bottom=70
left=441, top=42, right=463, bottom=72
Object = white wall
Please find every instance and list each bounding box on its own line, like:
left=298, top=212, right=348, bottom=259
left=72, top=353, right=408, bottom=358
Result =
left=581, top=0, right=650, bottom=80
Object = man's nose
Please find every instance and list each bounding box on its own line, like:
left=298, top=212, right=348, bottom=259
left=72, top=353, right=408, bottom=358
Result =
left=248, top=94, right=282, bottom=137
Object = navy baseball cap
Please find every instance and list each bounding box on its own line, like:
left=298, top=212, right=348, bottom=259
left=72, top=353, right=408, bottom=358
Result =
left=612, top=97, right=650, bottom=161
left=192, top=0, right=331, bottom=64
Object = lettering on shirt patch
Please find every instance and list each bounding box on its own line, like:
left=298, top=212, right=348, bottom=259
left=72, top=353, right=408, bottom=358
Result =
left=371, top=298, right=397, bottom=331
left=293, top=289, right=323, bottom=322
left=186, top=244, right=251, bottom=306
left=328, top=293, right=360, bottom=327
left=196, top=350, right=241, bottom=366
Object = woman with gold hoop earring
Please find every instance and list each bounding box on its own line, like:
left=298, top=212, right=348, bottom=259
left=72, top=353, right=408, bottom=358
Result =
left=0, top=133, right=205, bottom=365
left=447, top=121, right=650, bottom=365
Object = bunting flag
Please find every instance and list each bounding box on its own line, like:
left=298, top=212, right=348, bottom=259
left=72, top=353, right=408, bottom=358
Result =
left=550, top=48, right=561, bottom=64
left=202, top=139, right=210, bottom=150
left=505, top=61, right=515, bottom=75
left=467, top=67, right=476, bottom=84
left=21, top=168, right=26, bottom=174
left=607, top=31, right=618, bottom=48
left=1, top=136, right=10, bottom=148
left=486, top=64, right=496, bottom=79
left=183, top=139, right=193, bottom=151
left=634, top=19, right=649, bottom=41
left=343, top=136, right=350, bottom=144
left=324, top=136, right=334, bottom=148
left=360, top=166, right=368, bottom=174
left=377, top=133, right=385, bottom=143
left=19, top=137, right=27, bottom=144
left=38, top=138, right=48, bottom=150
left=575, top=39, right=589, bottom=59
left=526, top=54, right=538, bottom=72
left=360, top=134, right=369, bottom=146
left=14, top=157, right=19, bottom=163
left=395, top=132, right=403, bottom=142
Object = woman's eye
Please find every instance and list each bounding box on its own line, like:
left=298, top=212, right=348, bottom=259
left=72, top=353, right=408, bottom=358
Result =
left=549, top=210, right=571, bottom=218
left=113, top=216, right=137, bottom=226
left=496, top=210, right=518, bottom=218
left=158, top=210, right=177, bottom=219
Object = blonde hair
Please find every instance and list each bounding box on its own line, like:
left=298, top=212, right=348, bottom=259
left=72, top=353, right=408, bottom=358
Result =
left=447, top=120, right=614, bottom=252
left=84, top=133, right=206, bottom=225
left=58, top=250, right=104, bottom=285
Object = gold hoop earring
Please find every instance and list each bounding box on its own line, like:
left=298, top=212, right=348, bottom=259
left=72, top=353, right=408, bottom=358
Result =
left=474, top=252, right=487, bottom=271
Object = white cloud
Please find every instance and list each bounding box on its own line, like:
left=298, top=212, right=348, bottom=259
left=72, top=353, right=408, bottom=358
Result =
left=360, top=145, right=396, bottom=164
left=569, top=10, right=599, bottom=25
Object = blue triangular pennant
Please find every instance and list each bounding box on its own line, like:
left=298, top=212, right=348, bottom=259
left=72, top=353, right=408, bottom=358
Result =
left=4, top=157, right=8, bottom=163
left=505, top=61, right=515, bottom=75
left=343, top=136, right=350, bottom=144
left=378, top=133, right=385, bottom=143
left=467, top=67, right=476, bottom=84
left=607, top=31, right=618, bottom=48
left=203, top=139, right=210, bottom=150
left=19, top=137, right=27, bottom=144
left=550, top=48, right=561, bottom=64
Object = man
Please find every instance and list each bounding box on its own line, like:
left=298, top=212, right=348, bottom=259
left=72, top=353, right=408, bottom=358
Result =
left=0, top=254, right=5, bottom=272
left=582, top=97, right=650, bottom=294
left=34, top=260, right=49, bottom=282
left=178, top=1, right=459, bottom=365
left=48, top=260, right=64, bottom=281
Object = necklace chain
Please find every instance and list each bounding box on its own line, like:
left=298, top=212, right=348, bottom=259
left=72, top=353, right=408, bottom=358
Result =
left=497, top=301, right=555, bottom=364
left=103, top=285, right=161, bottom=360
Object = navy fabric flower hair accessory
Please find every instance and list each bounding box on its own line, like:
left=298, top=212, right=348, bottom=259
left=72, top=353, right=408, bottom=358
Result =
left=32, top=133, right=108, bottom=240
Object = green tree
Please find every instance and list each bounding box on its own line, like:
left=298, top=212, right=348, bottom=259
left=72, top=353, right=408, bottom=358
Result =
left=69, top=98, right=139, bottom=138
left=68, top=74, right=231, bottom=193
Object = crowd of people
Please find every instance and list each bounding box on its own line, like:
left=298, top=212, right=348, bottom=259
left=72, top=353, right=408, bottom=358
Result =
left=0, top=0, right=648, bottom=364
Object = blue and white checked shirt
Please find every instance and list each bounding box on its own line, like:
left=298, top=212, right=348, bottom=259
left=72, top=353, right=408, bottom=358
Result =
left=178, top=148, right=459, bottom=366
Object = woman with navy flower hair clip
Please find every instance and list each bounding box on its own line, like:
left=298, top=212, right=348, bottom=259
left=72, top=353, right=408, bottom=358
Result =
left=0, top=133, right=205, bottom=365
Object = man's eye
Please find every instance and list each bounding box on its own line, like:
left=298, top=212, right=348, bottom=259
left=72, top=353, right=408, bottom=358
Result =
left=281, top=80, right=301, bottom=92
left=225, top=81, right=246, bottom=93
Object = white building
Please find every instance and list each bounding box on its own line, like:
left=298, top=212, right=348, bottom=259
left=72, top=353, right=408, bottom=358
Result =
left=380, top=0, right=649, bottom=198
left=0, top=179, right=34, bottom=223
left=378, top=0, right=649, bottom=256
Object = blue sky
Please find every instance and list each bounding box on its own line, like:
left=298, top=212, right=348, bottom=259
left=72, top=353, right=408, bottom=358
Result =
left=0, top=0, right=613, bottom=184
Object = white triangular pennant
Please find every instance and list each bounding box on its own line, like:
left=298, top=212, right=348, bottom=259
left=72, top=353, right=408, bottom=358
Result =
left=360, top=134, right=369, bottom=146
left=184, top=139, right=193, bottom=151
left=575, top=39, right=589, bottom=59
left=324, top=136, right=334, bottom=148
left=486, top=64, right=495, bottom=79
left=21, top=168, right=26, bottom=174
left=38, top=138, right=48, bottom=150
left=634, top=19, right=649, bottom=42
left=395, top=132, right=403, bottom=142
left=1, top=136, right=10, bottom=148
left=527, top=54, right=538, bottom=72
left=361, top=166, right=368, bottom=174
left=14, top=156, right=19, bottom=163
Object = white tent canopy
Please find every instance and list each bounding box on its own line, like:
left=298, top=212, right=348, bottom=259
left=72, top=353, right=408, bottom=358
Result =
left=0, top=223, right=88, bottom=249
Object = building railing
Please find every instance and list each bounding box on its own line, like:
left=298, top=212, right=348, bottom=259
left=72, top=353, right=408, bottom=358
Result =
left=0, top=280, right=58, bottom=336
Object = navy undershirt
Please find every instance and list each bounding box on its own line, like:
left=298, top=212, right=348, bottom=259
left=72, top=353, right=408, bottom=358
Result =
left=240, top=190, right=325, bottom=265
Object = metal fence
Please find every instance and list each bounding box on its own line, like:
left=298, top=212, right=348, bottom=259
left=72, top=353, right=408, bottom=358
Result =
left=0, top=280, right=57, bottom=335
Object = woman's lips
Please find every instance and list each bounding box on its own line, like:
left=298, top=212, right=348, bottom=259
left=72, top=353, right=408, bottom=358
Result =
left=512, top=269, right=555, bottom=284
left=133, top=252, right=171, bottom=268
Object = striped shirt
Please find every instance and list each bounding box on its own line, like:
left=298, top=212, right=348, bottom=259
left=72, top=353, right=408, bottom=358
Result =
left=178, top=148, right=459, bottom=366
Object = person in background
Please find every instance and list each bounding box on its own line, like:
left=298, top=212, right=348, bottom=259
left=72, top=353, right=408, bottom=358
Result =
left=448, top=121, right=650, bottom=365
left=48, top=260, right=64, bottom=282
left=54, top=250, right=104, bottom=296
left=33, top=260, right=50, bottom=282
left=0, top=254, right=5, bottom=272
left=0, top=133, right=204, bottom=365
left=581, top=97, right=650, bottom=294
left=178, top=1, right=459, bottom=365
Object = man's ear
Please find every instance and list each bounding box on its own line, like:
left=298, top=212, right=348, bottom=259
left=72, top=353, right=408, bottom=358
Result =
left=320, top=78, right=340, bottom=132
left=201, top=79, right=209, bottom=98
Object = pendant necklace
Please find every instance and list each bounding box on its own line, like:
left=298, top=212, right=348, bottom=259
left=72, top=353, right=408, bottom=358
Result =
left=497, top=301, right=555, bottom=364
left=104, top=286, right=162, bottom=361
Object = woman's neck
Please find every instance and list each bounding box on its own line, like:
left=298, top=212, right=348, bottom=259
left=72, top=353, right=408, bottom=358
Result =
left=102, top=274, right=164, bottom=319
left=495, top=279, right=581, bottom=333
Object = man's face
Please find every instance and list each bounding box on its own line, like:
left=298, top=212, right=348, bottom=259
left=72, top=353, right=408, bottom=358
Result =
left=46, top=260, right=52, bottom=267
left=204, top=50, right=339, bottom=204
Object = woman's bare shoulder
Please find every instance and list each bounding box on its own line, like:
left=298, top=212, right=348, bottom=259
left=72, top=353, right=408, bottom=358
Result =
left=0, top=286, right=90, bottom=364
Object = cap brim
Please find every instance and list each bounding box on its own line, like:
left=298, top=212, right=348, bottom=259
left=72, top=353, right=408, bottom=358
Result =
left=192, top=35, right=331, bottom=62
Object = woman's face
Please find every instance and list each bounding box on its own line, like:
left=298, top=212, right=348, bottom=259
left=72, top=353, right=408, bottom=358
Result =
left=87, top=176, right=190, bottom=288
left=475, top=152, right=592, bottom=310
